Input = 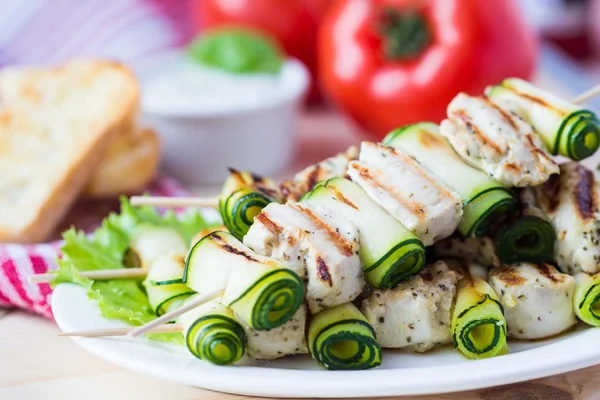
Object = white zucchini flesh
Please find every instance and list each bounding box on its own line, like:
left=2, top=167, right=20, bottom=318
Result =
left=348, top=142, right=462, bottom=245
left=183, top=231, right=304, bottom=331
left=144, top=254, right=195, bottom=315
left=130, top=225, right=188, bottom=268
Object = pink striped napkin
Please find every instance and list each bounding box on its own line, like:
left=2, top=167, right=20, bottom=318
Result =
left=0, top=176, right=191, bottom=320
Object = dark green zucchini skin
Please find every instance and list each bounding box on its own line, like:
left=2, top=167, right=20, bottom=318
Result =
left=308, top=303, right=382, bottom=370
left=218, top=169, right=281, bottom=240
left=493, top=188, right=555, bottom=264
left=382, top=122, right=516, bottom=239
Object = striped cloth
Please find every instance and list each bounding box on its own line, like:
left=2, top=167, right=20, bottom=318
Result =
left=0, top=177, right=191, bottom=320
left=0, top=0, right=194, bottom=69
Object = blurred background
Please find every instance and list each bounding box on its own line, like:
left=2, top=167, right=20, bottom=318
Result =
left=2, top=0, right=600, bottom=187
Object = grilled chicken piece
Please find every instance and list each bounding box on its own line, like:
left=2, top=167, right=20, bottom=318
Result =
left=243, top=202, right=364, bottom=313
left=440, top=93, right=558, bottom=187
left=360, top=261, right=463, bottom=352
left=534, top=162, right=600, bottom=274
left=433, top=236, right=501, bottom=268
left=489, top=263, right=576, bottom=340
left=280, top=146, right=358, bottom=202
left=348, top=142, right=462, bottom=245
left=242, top=305, right=309, bottom=360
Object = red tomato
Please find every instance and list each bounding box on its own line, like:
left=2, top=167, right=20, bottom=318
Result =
left=193, top=0, right=331, bottom=102
left=318, top=0, right=538, bottom=138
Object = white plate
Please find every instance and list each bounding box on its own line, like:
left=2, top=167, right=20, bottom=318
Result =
left=52, top=283, right=600, bottom=398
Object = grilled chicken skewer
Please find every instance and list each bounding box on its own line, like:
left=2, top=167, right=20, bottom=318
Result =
left=348, top=142, right=463, bottom=246
left=243, top=202, right=365, bottom=313
left=487, top=78, right=600, bottom=161
left=440, top=93, right=559, bottom=187
left=533, top=162, right=600, bottom=275
left=281, top=146, right=358, bottom=202
left=488, top=263, right=576, bottom=340
left=302, top=178, right=426, bottom=289
left=383, top=123, right=516, bottom=237
left=433, top=236, right=502, bottom=268
left=360, top=260, right=463, bottom=353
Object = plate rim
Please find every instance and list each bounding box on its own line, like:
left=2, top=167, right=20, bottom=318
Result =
left=52, top=283, right=600, bottom=398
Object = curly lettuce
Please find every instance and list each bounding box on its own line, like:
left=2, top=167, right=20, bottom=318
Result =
left=55, top=197, right=218, bottom=343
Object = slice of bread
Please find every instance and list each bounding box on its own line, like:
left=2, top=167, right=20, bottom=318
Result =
left=84, top=126, right=161, bottom=197
left=0, top=60, right=139, bottom=243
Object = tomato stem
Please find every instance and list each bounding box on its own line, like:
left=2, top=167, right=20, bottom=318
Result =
left=379, top=8, right=431, bottom=60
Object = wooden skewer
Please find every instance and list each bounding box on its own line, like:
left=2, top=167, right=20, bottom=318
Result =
left=58, top=324, right=183, bottom=337
left=129, top=288, right=225, bottom=338
left=128, top=85, right=600, bottom=211
left=28, top=268, right=147, bottom=284
left=573, top=84, right=600, bottom=105
left=131, top=196, right=218, bottom=208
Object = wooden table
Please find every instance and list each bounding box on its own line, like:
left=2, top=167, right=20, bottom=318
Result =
left=3, top=51, right=600, bottom=399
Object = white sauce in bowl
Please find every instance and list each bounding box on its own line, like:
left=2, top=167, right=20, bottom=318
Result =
left=140, top=52, right=308, bottom=117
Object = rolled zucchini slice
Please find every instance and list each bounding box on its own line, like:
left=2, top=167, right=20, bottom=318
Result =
left=144, top=255, right=195, bottom=316
left=129, top=224, right=189, bottom=268
left=218, top=169, right=281, bottom=240
left=452, top=264, right=508, bottom=360
left=383, top=123, right=515, bottom=237
left=177, top=298, right=246, bottom=365
left=486, top=78, right=600, bottom=161
left=493, top=189, right=555, bottom=264
left=183, top=231, right=304, bottom=331
left=308, top=303, right=382, bottom=370
left=303, top=178, right=425, bottom=289
left=574, top=272, right=600, bottom=327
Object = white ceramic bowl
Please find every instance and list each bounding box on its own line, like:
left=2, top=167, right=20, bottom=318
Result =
left=139, top=53, right=310, bottom=184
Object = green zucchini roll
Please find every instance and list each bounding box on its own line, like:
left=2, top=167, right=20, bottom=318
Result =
left=308, top=303, right=382, bottom=370
left=144, top=254, right=195, bottom=315
left=184, top=231, right=304, bottom=330
left=574, top=272, right=600, bottom=327
left=178, top=298, right=246, bottom=365
left=303, top=178, right=425, bottom=289
left=493, top=188, right=555, bottom=264
left=452, top=263, right=508, bottom=360
left=219, top=169, right=281, bottom=240
left=129, top=224, right=189, bottom=268
left=383, top=123, right=515, bottom=237
left=486, top=78, right=600, bottom=161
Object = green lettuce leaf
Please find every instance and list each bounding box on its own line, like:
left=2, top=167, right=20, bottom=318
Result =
left=55, top=197, right=215, bottom=345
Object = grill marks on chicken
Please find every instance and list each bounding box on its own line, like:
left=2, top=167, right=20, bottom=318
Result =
left=440, top=93, right=558, bottom=187
left=534, top=162, right=600, bottom=274
left=244, top=202, right=364, bottom=313
left=348, top=142, right=462, bottom=246
left=280, top=146, right=358, bottom=202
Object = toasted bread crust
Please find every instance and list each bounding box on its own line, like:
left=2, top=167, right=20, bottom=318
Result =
left=84, top=127, right=160, bottom=197
left=0, top=59, right=139, bottom=243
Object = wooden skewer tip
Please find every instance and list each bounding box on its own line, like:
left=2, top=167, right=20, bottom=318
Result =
left=128, top=288, right=225, bottom=338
